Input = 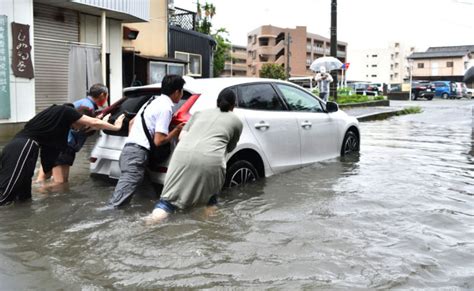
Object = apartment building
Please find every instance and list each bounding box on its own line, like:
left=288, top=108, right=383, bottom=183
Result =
left=220, top=44, right=247, bottom=77
left=346, top=42, right=415, bottom=85
left=408, top=45, right=474, bottom=85
left=246, top=25, right=347, bottom=78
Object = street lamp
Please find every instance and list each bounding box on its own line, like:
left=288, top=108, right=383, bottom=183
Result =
left=408, top=59, right=414, bottom=101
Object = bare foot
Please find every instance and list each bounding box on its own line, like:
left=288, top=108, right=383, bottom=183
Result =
left=144, top=208, right=170, bottom=225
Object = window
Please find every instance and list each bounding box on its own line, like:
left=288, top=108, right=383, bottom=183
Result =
left=372, top=64, right=377, bottom=68
left=259, top=37, right=269, bottom=46
left=238, top=83, right=285, bottom=111
left=417, top=63, right=424, bottom=69
left=276, top=84, right=323, bottom=112
left=175, top=51, right=202, bottom=76
left=371, top=74, right=377, bottom=77
left=447, top=61, right=453, bottom=68
left=372, top=54, right=378, bottom=58
left=149, top=62, right=185, bottom=84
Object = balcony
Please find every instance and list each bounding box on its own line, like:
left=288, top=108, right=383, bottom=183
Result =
left=169, top=7, right=196, bottom=30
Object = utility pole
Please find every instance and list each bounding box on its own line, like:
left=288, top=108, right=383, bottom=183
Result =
left=330, top=0, right=338, bottom=101
left=286, top=32, right=292, bottom=79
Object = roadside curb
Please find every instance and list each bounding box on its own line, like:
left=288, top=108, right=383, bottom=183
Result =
left=339, top=99, right=390, bottom=109
left=356, top=109, right=404, bottom=122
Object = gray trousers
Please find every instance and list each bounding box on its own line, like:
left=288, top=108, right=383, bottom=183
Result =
left=320, top=92, right=329, bottom=102
left=108, top=143, right=149, bottom=207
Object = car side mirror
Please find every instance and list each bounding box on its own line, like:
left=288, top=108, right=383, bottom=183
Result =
left=326, top=101, right=338, bottom=113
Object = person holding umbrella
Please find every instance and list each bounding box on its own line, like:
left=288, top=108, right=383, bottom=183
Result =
left=310, top=56, right=342, bottom=102
left=315, top=67, right=333, bottom=102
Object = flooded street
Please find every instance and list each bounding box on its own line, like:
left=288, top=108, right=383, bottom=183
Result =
left=1, top=100, right=473, bottom=289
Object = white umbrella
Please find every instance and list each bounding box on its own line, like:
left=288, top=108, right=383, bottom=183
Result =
left=310, top=56, right=343, bottom=72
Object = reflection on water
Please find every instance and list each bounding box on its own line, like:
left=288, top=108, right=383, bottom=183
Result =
left=0, top=102, right=473, bottom=289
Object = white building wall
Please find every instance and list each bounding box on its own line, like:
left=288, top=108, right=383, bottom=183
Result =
left=0, top=0, right=35, bottom=124
left=347, top=42, right=415, bottom=85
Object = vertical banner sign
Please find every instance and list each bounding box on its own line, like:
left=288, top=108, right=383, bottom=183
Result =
left=0, top=15, right=11, bottom=119
left=11, top=22, right=34, bottom=79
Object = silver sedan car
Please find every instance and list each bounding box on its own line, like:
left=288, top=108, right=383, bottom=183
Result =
left=90, top=77, right=360, bottom=187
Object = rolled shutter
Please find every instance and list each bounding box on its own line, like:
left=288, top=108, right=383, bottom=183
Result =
left=33, top=3, right=79, bottom=112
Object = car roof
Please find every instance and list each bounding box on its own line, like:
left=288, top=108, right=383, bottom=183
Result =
left=123, top=77, right=286, bottom=94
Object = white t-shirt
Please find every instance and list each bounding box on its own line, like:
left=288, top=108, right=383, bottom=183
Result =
left=125, top=94, right=174, bottom=150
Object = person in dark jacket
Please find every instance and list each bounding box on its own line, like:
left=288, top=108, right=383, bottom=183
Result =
left=0, top=104, right=124, bottom=206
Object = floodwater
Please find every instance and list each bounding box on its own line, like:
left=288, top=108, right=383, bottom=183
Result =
left=0, top=100, right=473, bottom=289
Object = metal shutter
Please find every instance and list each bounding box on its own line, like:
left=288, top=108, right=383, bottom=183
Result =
left=33, top=3, right=79, bottom=112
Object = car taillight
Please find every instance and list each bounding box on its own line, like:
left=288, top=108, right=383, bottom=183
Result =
left=171, top=94, right=201, bottom=127
left=98, top=97, right=126, bottom=117
left=90, top=157, right=97, bottom=163
left=157, top=167, right=167, bottom=173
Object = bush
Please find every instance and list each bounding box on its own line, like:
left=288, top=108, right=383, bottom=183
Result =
left=329, top=94, right=385, bottom=104
left=395, top=106, right=422, bottom=115
left=259, top=63, right=286, bottom=79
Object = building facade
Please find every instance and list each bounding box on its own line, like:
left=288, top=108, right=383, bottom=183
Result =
left=346, top=42, right=415, bottom=85
left=122, top=4, right=216, bottom=87
left=220, top=44, right=247, bottom=77
left=0, top=0, right=149, bottom=137
left=246, top=25, right=347, bottom=78
left=408, top=46, right=474, bottom=85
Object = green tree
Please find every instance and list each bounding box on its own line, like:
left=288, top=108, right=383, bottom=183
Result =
left=196, top=1, right=229, bottom=77
left=259, top=63, right=286, bottom=79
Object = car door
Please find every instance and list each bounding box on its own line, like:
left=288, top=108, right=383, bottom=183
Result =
left=274, top=83, right=340, bottom=165
left=237, top=83, right=301, bottom=174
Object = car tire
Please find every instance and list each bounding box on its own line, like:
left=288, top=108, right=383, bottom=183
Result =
left=341, top=130, right=359, bottom=156
left=427, top=96, right=433, bottom=101
left=442, top=93, right=448, bottom=99
left=225, top=160, right=259, bottom=188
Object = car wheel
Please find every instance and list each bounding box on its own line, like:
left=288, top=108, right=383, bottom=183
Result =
left=442, top=93, right=448, bottom=99
left=428, top=96, right=433, bottom=101
left=225, top=160, right=259, bottom=188
left=341, top=130, right=359, bottom=156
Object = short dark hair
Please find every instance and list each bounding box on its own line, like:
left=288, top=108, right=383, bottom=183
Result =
left=161, top=75, right=185, bottom=96
left=217, top=88, right=236, bottom=112
left=88, top=83, right=108, bottom=98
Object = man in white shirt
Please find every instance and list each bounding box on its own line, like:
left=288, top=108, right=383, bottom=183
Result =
left=108, top=75, right=186, bottom=207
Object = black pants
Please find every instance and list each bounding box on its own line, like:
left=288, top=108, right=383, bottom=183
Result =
left=0, top=137, right=39, bottom=206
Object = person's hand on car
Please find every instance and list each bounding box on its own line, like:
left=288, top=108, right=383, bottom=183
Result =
left=113, top=114, right=125, bottom=130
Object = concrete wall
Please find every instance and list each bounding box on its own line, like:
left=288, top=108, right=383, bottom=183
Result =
left=80, top=14, right=123, bottom=103
left=0, top=0, right=36, bottom=127
left=122, top=0, right=168, bottom=57
left=412, top=56, right=469, bottom=78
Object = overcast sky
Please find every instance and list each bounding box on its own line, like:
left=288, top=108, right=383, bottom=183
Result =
left=174, top=0, right=474, bottom=51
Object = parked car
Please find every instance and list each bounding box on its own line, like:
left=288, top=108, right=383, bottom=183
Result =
left=432, top=81, right=454, bottom=99
left=411, top=81, right=435, bottom=100
left=90, top=78, right=360, bottom=187
left=388, top=84, right=402, bottom=93
left=455, top=82, right=468, bottom=98
left=371, top=82, right=386, bottom=94
left=354, top=82, right=379, bottom=96
left=466, top=87, right=473, bottom=99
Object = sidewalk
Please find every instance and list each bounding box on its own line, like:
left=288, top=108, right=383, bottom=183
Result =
left=343, top=106, right=403, bottom=122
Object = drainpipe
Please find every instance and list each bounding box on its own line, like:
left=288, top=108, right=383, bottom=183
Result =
left=101, top=11, right=106, bottom=84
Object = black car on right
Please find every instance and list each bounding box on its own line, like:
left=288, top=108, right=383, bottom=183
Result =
left=411, top=81, right=435, bottom=100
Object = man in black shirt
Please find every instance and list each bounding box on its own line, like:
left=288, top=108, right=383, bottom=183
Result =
left=0, top=104, right=124, bottom=206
